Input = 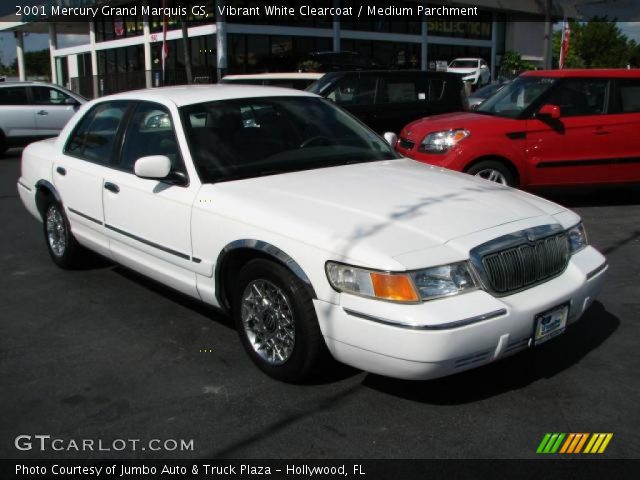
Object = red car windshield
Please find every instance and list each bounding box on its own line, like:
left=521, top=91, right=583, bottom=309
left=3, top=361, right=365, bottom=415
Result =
left=477, top=76, right=557, bottom=118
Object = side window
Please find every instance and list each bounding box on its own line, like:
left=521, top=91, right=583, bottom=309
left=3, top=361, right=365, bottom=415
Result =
left=64, top=101, right=128, bottom=164
left=617, top=79, right=640, bottom=113
left=0, top=87, right=28, bottom=105
left=325, top=76, right=358, bottom=105
left=379, top=77, right=426, bottom=104
left=32, top=87, right=72, bottom=105
left=547, top=79, right=608, bottom=116
left=119, top=102, right=184, bottom=175
left=428, top=79, right=446, bottom=101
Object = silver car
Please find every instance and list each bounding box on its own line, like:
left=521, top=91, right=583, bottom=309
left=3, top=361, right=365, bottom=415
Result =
left=0, top=81, right=86, bottom=155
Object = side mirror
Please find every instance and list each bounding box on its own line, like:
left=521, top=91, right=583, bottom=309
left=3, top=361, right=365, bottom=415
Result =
left=383, top=132, right=398, bottom=147
left=64, top=97, right=78, bottom=105
left=134, top=155, right=171, bottom=179
left=538, top=104, right=561, bottom=120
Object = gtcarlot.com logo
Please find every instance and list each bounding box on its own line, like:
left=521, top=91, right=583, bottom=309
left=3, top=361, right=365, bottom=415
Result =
left=536, top=433, right=613, bottom=454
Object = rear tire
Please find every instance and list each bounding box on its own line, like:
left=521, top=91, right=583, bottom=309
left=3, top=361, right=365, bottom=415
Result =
left=466, top=160, right=516, bottom=187
left=233, top=258, right=328, bottom=383
left=43, top=201, right=87, bottom=269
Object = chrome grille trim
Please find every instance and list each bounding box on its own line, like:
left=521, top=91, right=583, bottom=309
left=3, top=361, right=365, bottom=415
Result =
left=469, top=224, right=570, bottom=296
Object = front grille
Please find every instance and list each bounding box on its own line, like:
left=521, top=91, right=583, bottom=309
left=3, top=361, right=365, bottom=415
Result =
left=481, top=233, right=570, bottom=294
left=398, top=137, right=415, bottom=150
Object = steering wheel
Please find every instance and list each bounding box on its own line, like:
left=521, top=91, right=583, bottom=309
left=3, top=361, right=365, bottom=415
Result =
left=300, top=136, right=333, bottom=148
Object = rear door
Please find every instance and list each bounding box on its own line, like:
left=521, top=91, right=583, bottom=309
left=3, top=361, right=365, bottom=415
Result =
left=54, top=100, right=129, bottom=257
left=30, top=86, right=81, bottom=136
left=0, top=86, right=36, bottom=140
left=525, top=77, right=619, bottom=186
left=604, top=77, right=640, bottom=183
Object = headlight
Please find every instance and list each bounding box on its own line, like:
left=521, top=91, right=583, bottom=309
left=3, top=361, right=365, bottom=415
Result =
left=567, top=223, right=588, bottom=254
left=325, top=261, right=477, bottom=302
left=418, top=129, right=470, bottom=154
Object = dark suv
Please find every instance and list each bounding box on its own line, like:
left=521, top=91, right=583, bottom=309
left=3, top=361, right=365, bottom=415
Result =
left=307, top=70, right=465, bottom=133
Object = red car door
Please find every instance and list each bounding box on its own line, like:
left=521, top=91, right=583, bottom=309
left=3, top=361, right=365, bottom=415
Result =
left=603, top=77, right=640, bottom=183
left=525, top=78, right=618, bottom=186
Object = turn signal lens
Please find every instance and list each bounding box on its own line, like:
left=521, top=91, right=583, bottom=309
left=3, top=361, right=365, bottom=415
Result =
left=370, top=273, right=420, bottom=302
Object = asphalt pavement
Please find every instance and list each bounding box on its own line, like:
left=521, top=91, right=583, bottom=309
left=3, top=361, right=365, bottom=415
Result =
left=1, top=148, right=639, bottom=459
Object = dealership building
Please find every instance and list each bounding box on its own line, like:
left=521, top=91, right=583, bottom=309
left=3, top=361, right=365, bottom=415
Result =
left=1, top=0, right=566, bottom=98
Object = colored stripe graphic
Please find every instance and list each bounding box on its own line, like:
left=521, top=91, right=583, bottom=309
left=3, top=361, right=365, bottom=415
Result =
left=537, top=433, right=613, bottom=454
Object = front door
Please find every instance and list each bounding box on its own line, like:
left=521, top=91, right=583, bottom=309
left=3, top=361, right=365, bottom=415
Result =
left=525, top=78, right=617, bottom=186
left=102, top=101, right=200, bottom=297
left=31, top=86, right=80, bottom=136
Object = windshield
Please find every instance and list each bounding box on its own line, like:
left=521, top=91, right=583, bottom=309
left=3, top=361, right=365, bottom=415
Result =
left=477, top=76, right=557, bottom=118
left=449, top=60, right=478, bottom=68
left=181, top=96, right=398, bottom=183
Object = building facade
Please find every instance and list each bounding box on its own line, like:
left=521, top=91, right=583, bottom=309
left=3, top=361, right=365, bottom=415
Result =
left=2, top=0, right=560, bottom=98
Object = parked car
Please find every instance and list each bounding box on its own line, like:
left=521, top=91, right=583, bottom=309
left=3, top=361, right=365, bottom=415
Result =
left=396, top=69, right=640, bottom=188
left=18, top=85, right=607, bottom=383
left=0, top=81, right=86, bottom=155
left=466, top=81, right=509, bottom=110
left=307, top=70, right=465, bottom=133
left=447, top=58, right=491, bottom=88
left=221, top=72, right=324, bottom=90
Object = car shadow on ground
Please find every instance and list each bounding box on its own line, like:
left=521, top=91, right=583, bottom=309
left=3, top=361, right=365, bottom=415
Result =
left=532, top=184, right=640, bottom=208
left=362, top=301, right=619, bottom=404
left=111, top=264, right=363, bottom=384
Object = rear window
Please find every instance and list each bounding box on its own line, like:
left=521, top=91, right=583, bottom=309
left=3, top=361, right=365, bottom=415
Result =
left=0, top=86, right=27, bottom=105
left=618, top=79, right=640, bottom=113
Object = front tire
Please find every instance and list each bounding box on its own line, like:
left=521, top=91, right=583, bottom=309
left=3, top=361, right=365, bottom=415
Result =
left=43, top=201, right=86, bottom=269
left=466, top=160, right=516, bottom=187
left=233, top=258, right=327, bottom=383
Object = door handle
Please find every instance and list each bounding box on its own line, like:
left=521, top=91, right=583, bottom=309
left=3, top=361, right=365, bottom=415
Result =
left=56, top=166, right=66, bottom=176
left=104, top=182, right=120, bottom=194
left=37, top=110, right=49, bottom=115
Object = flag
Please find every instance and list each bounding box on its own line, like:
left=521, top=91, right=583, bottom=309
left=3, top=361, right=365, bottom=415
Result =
left=559, top=20, right=570, bottom=69
left=161, top=0, right=169, bottom=83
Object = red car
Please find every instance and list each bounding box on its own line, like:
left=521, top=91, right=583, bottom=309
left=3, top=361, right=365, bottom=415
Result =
left=396, top=69, right=640, bottom=187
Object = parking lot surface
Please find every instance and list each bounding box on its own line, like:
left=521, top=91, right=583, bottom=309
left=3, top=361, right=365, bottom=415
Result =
left=1, top=148, right=639, bottom=459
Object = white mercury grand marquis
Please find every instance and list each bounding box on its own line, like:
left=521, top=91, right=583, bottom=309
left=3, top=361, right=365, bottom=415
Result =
left=17, top=85, right=608, bottom=382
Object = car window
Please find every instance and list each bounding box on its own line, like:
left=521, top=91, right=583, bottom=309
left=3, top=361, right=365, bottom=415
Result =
left=379, top=78, right=427, bottom=104
left=32, top=86, right=72, bottom=105
left=0, top=87, right=28, bottom=105
left=119, top=102, right=185, bottom=175
left=478, top=76, right=557, bottom=118
left=181, top=97, right=397, bottom=183
left=617, top=79, right=640, bottom=113
left=324, top=75, right=376, bottom=106
left=64, top=101, right=128, bottom=164
left=546, top=79, right=608, bottom=116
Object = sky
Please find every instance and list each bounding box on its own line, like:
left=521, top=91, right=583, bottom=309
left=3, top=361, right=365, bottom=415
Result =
left=1, top=22, right=639, bottom=67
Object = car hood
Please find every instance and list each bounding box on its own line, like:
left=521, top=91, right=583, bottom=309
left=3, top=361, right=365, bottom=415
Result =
left=203, top=159, right=566, bottom=268
left=401, top=112, right=514, bottom=137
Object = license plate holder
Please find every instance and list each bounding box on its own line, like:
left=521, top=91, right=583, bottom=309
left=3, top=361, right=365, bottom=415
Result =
left=534, top=302, right=569, bottom=346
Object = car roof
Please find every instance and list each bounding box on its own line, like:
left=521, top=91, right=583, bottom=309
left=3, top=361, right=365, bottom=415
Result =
left=522, top=69, right=640, bottom=78
left=0, top=81, right=63, bottom=87
left=100, top=84, right=318, bottom=107
left=222, top=72, right=324, bottom=80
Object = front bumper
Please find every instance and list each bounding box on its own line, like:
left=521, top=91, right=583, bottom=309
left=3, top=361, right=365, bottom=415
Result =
left=315, top=246, right=607, bottom=380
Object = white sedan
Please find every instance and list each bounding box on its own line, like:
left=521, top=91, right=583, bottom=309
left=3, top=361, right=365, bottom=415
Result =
left=17, top=85, right=607, bottom=382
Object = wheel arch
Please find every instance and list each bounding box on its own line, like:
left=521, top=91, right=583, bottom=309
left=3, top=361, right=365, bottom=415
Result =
left=34, top=180, right=62, bottom=218
left=215, top=240, right=317, bottom=311
left=464, top=155, right=522, bottom=186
